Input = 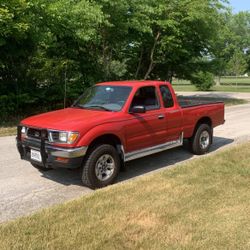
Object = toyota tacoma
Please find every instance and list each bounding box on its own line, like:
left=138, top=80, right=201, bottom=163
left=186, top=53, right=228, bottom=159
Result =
left=17, top=81, right=225, bottom=189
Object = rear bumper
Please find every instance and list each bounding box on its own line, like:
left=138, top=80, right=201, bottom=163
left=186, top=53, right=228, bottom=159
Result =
left=16, top=137, right=88, bottom=169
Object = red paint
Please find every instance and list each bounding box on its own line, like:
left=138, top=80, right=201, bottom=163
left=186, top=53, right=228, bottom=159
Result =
left=21, top=81, right=225, bottom=153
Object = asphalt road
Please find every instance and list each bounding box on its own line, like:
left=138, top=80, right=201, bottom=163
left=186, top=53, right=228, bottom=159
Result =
left=1, top=103, right=250, bottom=223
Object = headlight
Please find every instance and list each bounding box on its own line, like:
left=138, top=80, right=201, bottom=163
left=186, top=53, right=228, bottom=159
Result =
left=21, top=126, right=26, bottom=134
left=59, top=132, right=68, bottom=143
left=48, top=131, right=79, bottom=144
left=20, top=126, right=27, bottom=139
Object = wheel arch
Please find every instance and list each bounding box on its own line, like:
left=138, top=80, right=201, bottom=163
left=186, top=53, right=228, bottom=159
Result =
left=86, top=133, right=125, bottom=164
left=192, top=116, right=213, bottom=139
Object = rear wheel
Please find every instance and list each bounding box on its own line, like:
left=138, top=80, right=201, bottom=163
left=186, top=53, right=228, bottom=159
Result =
left=81, top=144, right=120, bottom=189
left=190, top=124, right=212, bottom=155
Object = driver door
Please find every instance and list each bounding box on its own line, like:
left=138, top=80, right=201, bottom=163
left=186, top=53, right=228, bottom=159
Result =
left=124, top=86, right=166, bottom=152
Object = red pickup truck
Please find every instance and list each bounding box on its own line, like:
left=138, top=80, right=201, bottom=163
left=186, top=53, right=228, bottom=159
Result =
left=17, top=81, right=225, bottom=188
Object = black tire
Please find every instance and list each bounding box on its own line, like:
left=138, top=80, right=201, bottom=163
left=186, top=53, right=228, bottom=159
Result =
left=190, top=124, right=212, bottom=155
left=31, top=163, right=52, bottom=171
left=81, top=144, right=121, bottom=189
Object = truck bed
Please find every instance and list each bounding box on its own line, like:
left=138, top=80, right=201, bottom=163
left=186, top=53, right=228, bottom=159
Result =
left=177, top=95, right=223, bottom=108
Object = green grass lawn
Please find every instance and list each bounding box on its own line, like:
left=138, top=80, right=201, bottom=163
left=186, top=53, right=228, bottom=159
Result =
left=0, top=127, right=17, bottom=137
left=173, top=77, right=250, bottom=92
left=173, top=84, right=250, bottom=93
left=1, top=142, right=250, bottom=249
left=0, top=119, right=20, bottom=137
left=220, top=77, right=250, bottom=85
left=214, top=86, right=250, bottom=92
left=173, top=77, right=250, bottom=85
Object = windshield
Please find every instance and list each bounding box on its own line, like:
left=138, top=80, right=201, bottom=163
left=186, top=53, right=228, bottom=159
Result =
left=73, top=85, right=132, bottom=112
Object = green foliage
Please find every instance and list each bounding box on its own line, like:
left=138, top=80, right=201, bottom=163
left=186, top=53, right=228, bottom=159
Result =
left=211, top=11, right=250, bottom=79
left=0, top=0, right=249, bottom=122
left=227, top=49, right=248, bottom=76
left=246, top=51, right=250, bottom=73
left=191, top=71, right=215, bottom=91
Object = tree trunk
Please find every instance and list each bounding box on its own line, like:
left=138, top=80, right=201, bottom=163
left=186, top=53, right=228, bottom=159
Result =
left=169, top=74, right=173, bottom=84
left=215, top=75, right=221, bottom=86
left=102, top=43, right=111, bottom=80
left=168, top=69, right=174, bottom=84
left=144, top=31, right=161, bottom=80
left=135, top=48, right=143, bottom=79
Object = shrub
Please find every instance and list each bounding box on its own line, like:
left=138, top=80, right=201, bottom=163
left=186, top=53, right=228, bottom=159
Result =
left=191, top=71, right=215, bottom=91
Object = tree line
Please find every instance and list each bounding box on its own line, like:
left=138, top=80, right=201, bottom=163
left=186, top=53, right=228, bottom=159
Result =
left=0, top=0, right=250, bottom=122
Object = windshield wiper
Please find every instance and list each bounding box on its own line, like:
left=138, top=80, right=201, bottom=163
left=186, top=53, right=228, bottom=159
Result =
left=82, top=105, right=112, bottom=111
left=72, top=104, right=85, bottom=109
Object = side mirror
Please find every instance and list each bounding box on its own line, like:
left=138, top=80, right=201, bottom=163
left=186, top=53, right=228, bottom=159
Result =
left=130, top=105, right=146, bottom=114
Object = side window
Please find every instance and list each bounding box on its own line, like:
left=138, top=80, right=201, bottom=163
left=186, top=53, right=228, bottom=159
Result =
left=160, top=85, right=174, bottom=108
left=130, top=86, right=159, bottom=111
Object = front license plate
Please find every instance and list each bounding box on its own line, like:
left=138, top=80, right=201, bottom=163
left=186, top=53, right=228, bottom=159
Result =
left=30, top=149, right=42, bottom=162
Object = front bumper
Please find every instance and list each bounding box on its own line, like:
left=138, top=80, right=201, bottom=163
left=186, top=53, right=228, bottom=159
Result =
left=16, top=136, right=88, bottom=169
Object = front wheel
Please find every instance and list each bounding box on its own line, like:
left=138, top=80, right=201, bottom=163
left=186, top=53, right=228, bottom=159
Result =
left=81, top=144, right=121, bottom=189
left=190, top=124, right=212, bottom=155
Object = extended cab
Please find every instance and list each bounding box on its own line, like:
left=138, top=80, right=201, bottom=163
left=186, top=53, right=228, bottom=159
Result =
left=17, top=81, right=225, bottom=188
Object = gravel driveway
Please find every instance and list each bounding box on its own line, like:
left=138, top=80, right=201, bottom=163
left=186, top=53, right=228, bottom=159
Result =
left=1, top=103, right=250, bottom=223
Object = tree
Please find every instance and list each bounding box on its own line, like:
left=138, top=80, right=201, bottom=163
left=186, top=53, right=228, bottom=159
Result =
left=127, top=0, right=227, bottom=81
left=211, top=11, right=250, bottom=83
left=229, top=11, right=250, bottom=52
left=0, top=0, right=239, bottom=122
left=246, top=50, right=250, bottom=74
left=227, top=49, right=247, bottom=76
left=0, top=0, right=39, bottom=120
left=27, top=0, right=105, bottom=106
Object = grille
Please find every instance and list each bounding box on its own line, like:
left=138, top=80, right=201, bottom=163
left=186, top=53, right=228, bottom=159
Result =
left=27, top=128, right=48, bottom=140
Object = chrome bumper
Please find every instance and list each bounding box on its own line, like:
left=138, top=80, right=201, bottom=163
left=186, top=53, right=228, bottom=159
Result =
left=47, top=146, right=88, bottom=158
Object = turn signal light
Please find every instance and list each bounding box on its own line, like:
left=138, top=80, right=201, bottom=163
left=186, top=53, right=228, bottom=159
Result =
left=56, top=157, right=69, bottom=163
left=68, top=133, right=79, bottom=144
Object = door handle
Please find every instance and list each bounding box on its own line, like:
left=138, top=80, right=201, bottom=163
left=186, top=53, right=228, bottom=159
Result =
left=158, top=114, right=165, bottom=120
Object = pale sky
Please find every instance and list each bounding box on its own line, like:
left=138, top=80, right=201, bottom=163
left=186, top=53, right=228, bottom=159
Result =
left=230, top=0, right=250, bottom=13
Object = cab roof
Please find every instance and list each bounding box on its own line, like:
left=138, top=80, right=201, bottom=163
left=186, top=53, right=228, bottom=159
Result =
left=97, top=80, right=170, bottom=87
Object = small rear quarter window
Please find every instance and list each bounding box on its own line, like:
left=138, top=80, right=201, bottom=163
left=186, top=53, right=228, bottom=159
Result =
left=160, top=85, right=174, bottom=108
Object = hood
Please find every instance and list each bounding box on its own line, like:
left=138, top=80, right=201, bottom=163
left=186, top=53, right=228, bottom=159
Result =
left=21, top=108, right=120, bottom=133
